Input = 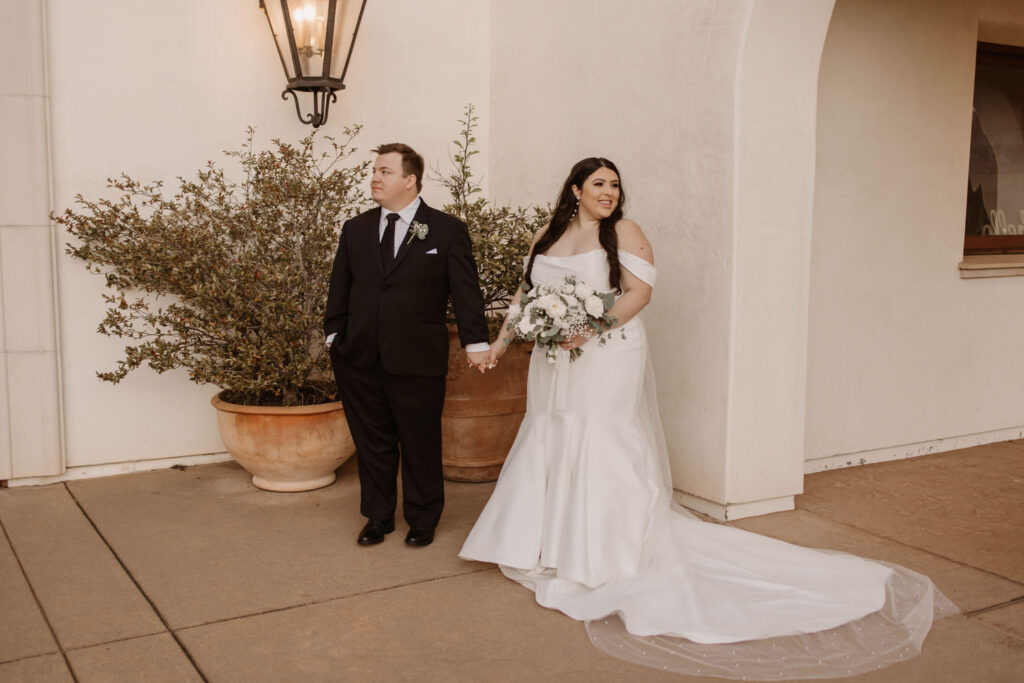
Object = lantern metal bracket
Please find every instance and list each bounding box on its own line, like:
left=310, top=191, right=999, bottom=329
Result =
left=282, top=87, right=341, bottom=129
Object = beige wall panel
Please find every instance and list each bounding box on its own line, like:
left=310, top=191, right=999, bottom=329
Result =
left=0, top=96, right=50, bottom=226
left=1, top=226, right=56, bottom=352
left=7, top=351, right=61, bottom=477
left=806, top=0, right=1024, bottom=462
left=0, top=0, right=46, bottom=97
left=0, top=354, right=11, bottom=479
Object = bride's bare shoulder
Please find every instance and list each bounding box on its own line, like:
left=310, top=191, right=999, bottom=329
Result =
left=615, top=219, right=653, bottom=264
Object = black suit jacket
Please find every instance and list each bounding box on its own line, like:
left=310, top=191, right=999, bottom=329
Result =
left=323, top=201, right=488, bottom=377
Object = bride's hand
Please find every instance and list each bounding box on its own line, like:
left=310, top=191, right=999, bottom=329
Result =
left=559, top=331, right=593, bottom=351
left=488, top=341, right=509, bottom=367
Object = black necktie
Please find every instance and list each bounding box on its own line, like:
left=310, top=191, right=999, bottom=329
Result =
left=381, top=212, right=399, bottom=271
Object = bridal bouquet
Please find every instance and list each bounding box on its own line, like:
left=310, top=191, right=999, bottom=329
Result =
left=506, top=275, right=618, bottom=362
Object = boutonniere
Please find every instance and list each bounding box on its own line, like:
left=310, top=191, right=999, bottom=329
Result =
left=406, top=221, right=429, bottom=245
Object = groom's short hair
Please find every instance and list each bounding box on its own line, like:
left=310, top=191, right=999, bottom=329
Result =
left=373, top=143, right=424, bottom=192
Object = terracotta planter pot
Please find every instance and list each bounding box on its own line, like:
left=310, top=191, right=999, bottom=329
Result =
left=211, top=392, right=355, bottom=492
left=442, top=325, right=530, bottom=482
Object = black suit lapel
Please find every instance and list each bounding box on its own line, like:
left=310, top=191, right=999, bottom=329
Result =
left=362, top=207, right=384, bottom=277
left=387, top=200, right=432, bottom=276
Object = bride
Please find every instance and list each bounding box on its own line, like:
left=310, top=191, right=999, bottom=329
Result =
left=459, top=158, right=954, bottom=679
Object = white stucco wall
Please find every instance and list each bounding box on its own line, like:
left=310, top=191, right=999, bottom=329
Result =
left=47, top=0, right=491, bottom=469
left=488, top=0, right=750, bottom=503
left=805, top=0, right=1024, bottom=466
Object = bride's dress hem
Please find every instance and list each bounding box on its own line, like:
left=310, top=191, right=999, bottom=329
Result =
left=457, top=250, right=954, bottom=678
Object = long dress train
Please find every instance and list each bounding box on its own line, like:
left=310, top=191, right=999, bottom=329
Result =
left=459, top=249, right=955, bottom=679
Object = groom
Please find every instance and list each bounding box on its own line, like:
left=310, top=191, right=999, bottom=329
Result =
left=324, top=143, right=491, bottom=547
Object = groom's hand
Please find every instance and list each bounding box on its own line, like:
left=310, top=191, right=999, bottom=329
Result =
left=466, top=349, right=491, bottom=373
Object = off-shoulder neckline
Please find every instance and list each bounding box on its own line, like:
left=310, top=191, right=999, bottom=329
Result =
left=532, top=248, right=652, bottom=263
left=534, top=248, right=605, bottom=259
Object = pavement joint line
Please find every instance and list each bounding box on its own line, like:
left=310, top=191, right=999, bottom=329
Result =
left=62, top=482, right=209, bottom=683
left=0, top=650, right=61, bottom=667
left=0, top=651, right=64, bottom=669
left=0, top=511, right=79, bottom=681
left=174, top=565, right=500, bottom=633
left=793, top=507, right=1024, bottom=592
left=964, top=594, right=1024, bottom=618
left=61, top=629, right=171, bottom=653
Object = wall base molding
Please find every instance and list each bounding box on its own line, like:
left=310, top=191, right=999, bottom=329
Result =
left=805, top=426, right=1024, bottom=474
left=4, top=451, right=233, bottom=487
left=672, top=491, right=795, bottom=522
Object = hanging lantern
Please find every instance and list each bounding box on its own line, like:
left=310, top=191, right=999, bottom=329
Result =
left=260, top=0, right=368, bottom=127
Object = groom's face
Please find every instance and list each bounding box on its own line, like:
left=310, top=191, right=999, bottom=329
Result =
left=371, top=152, right=418, bottom=210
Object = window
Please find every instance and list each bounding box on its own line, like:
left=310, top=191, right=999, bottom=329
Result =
left=964, top=42, right=1024, bottom=255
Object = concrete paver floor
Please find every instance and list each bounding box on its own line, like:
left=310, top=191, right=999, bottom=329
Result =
left=1, top=441, right=1022, bottom=682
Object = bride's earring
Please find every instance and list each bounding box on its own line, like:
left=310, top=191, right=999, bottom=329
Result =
left=570, top=197, right=579, bottom=219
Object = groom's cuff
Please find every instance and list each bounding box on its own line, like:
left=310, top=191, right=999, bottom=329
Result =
left=325, top=332, right=337, bottom=346
left=465, top=342, right=490, bottom=353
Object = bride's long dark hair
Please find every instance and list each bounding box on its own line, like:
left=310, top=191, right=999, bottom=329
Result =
left=525, top=157, right=626, bottom=292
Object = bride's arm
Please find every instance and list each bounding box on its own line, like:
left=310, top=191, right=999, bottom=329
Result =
left=604, top=219, right=654, bottom=330
left=489, top=224, right=549, bottom=365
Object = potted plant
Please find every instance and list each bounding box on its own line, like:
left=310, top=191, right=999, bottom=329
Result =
left=57, top=128, right=370, bottom=491
left=436, top=106, right=549, bottom=481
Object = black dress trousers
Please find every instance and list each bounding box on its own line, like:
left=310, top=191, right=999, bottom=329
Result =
left=331, top=348, right=446, bottom=528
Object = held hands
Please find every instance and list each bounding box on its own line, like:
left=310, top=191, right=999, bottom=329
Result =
left=466, top=348, right=493, bottom=373
left=487, top=340, right=509, bottom=368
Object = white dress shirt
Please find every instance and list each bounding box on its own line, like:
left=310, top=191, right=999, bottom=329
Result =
left=378, top=196, right=421, bottom=258
left=326, top=196, right=490, bottom=354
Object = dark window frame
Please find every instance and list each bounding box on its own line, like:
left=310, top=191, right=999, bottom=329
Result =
left=963, top=41, right=1024, bottom=255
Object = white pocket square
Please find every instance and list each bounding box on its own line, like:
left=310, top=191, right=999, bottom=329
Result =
left=425, top=248, right=438, bottom=255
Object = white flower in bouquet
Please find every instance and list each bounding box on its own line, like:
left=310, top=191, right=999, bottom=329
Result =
left=584, top=295, right=605, bottom=318
left=561, top=294, right=580, bottom=309
left=545, top=299, right=568, bottom=319
left=537, top=293, right=557, bottom=309
left=516, top=317, right=534, bottom=336
left=560, top=282, right=575, bottom=295
left=574, top=282, right=594, bottom=298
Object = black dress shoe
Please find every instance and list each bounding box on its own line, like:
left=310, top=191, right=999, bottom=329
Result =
left=404, top=526, right=435, bottom=546
left=357, top=518, right=395, bottom=545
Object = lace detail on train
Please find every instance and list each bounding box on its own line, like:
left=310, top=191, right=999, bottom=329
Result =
left=459, top=249, right=954, bottom=679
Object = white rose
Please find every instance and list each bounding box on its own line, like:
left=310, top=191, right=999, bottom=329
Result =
left=545, top=299, right=568, bottom=319
left=574, top=282, right=594, bottom=298
left=507, top=303, right=521, bottom=317
left=538, top=293, right=557, bottom=309
left=584, top=295, right=605, bottom=318
left=560, top=282, right=575, bottom=295
left=516, top=317, right=534, bottom=336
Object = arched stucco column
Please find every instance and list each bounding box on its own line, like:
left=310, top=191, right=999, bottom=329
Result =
left=673, top=0, right=836, bottom=520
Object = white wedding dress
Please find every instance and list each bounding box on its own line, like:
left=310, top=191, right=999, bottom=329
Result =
left=460, top=249, right=955, bottom=679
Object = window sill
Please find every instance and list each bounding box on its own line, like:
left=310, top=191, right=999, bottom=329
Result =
left=959, top=254, right=1024, bottom=278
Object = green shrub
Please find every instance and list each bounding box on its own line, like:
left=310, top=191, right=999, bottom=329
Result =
left=58, top=127, right=370, bottom=406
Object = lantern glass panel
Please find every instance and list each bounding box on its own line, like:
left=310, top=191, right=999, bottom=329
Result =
left=328, top=0, right=363, bottom=80
left=285, top=0, right=330, bottom=78
left=262, top=0, right=296, bottom=80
